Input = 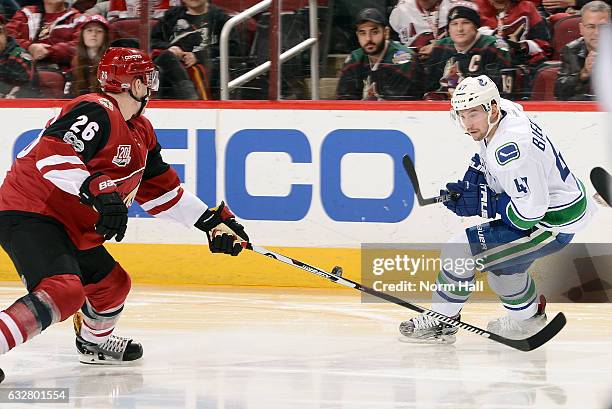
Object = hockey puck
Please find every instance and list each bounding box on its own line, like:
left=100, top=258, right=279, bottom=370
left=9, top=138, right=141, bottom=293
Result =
left=0, top=368, right=5, bottom=383
left=332, top=266, right=343, bottom=277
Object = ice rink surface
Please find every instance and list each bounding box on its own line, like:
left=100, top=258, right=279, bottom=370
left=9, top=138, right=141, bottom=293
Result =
left=0, top=284, right=610, bottom=409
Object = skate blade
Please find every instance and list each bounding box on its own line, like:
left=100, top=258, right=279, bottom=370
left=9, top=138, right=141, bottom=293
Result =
left=397, top=334, right=456, bottom=345
left=78, top=356, right=139, bottom=366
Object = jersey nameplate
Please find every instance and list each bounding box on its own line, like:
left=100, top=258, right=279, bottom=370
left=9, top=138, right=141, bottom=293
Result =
left=495, top=142, right=520, bottom=166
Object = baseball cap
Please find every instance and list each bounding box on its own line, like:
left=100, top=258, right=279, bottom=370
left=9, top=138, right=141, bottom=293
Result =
left=355, top=8, right=388, bottom=26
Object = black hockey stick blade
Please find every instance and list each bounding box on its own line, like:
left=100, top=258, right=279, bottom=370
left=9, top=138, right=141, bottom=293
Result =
left=488, top=312, right=567, bottom=352
left=402, top=154, right=458, bottom=205
left=402, top=154, right=451, bottom=206
left=590, top=167, right=612, bottom=207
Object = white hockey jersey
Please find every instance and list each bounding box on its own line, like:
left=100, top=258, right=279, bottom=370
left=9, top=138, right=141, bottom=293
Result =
left=478, top=98, right=594, bottom=234
left=389, top=0, right=451, bottom=47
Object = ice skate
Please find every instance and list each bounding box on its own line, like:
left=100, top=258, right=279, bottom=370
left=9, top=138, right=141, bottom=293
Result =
left=74, top=312, right=143, bottom=365
left=486, top=295, right=547, bottom=340
left=398, top=313, right=459, bottom=344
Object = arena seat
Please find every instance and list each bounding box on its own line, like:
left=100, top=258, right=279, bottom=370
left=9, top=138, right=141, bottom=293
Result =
left=530, top=65, right=561, bottom=101
left=36, top=70, right=66, bottom=99
left=552, top=15, right=581, bottom=60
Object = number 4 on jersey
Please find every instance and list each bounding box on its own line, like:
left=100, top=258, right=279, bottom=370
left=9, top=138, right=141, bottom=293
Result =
left=514, top=177, right=529, bottom=194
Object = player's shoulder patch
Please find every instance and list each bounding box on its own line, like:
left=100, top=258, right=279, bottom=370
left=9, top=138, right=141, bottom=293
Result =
left=97, top=97, right=114, bottom=111
left=495, top=142, right=520, bottom=166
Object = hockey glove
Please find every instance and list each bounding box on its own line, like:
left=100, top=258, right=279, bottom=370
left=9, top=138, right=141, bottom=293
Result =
left=195, top=201, right=249, bottom=256
left=79, top=173, right=128, bottom=242
left=462, top=153, right=487, bottom=185
left=444, top=181, right=498, bottom=218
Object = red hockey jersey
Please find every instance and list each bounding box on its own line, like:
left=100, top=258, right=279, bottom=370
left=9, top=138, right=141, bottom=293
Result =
left=477, top=0, right=551, bottom=66
left=0, top=93, right=207, bottom=249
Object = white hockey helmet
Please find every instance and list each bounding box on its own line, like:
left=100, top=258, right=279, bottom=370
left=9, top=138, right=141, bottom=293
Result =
left=451, top=75, right=500, bottom=113
left=450, top=75, right=501, bottom=138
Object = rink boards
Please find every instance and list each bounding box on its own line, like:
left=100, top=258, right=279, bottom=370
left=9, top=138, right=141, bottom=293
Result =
left=0, top=100, right=609, bottom=287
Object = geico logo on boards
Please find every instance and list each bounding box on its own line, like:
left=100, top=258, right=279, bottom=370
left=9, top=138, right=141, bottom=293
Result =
left=12, top=128, right=416, bottom=223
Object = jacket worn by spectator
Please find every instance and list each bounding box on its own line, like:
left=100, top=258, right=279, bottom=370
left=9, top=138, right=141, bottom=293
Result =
left=0, top=36, right=32, bottom=96
left=477, top=0, right=551, bottom=67
left=151, top=4, right=237, bottom=65
left=555, top=37, right=593, bottom=101
left=6, top=5, right=80, bottom=70
left=425, top=34, right=512, bottom=96
left=389, top=0, right=452, bottom=49
left=336, top=41, right=423, bottom=100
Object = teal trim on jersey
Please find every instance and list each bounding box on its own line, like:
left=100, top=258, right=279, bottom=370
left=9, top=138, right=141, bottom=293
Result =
left=495, top=142, right=521, bottom=166
left=481, top=230, right=554, bottom=267
left=540, top=180, right=587, bottom=228
left=506, top=201, right=542, bottom=230
left=499, top=279, right=536, bottom=306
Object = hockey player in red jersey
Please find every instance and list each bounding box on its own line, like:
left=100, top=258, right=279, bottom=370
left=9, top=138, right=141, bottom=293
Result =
left=0, top=47, right=248, bottom=381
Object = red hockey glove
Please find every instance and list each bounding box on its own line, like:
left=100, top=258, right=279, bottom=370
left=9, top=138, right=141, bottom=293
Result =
left=79, top=173, right=129, bottom=242
left=194, top=201, right=249, bottom=256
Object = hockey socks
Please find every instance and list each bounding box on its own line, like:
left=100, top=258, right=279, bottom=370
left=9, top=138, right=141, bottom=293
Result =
left=0, top=274, right=84, bottom=354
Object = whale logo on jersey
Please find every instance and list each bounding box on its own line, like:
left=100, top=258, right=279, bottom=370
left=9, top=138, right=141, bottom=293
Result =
left=495, top=142, right=520, bottom=166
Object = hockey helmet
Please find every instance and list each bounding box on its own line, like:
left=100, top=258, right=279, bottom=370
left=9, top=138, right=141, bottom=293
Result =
left=97, top=47, right=159, bottom=93
left=450, top=75, right=502, bottom=138
left=451, top=75, right=500, bottom=113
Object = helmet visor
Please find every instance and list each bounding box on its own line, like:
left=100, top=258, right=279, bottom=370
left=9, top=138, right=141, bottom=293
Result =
left=143, top=69, right=159, bottom=92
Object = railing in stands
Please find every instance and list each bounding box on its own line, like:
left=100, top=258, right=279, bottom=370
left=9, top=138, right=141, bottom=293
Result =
left=219, top=0, right=320, bottom=100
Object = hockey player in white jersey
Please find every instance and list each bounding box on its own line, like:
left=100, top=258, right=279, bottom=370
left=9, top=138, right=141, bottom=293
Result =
left=400, top=75, right=594, bottom=343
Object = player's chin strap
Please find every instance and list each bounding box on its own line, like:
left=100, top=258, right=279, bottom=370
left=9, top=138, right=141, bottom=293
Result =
left=128, top=88, right=150, bottom=119
left=483, top=101, right=501, bottom=139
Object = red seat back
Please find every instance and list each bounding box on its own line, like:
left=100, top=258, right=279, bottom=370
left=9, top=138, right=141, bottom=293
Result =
left=552, top=15, right=581, bottom=60
left=531, top=66, right=560, bottom=100
left=37, top=70, right=65, bottom=99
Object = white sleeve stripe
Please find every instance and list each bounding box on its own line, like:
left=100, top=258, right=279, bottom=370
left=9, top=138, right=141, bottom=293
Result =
left=525, top=40, right=543, bottom=55
left=140, top=186, right=181, bottom=211
left=36, top=155, right=86, bottom=171
left=153, top=190, right=209, bottom=227
left=42, top=169, right=91, bottom=196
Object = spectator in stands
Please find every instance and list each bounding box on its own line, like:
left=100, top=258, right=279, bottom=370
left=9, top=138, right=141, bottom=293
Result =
left=389, top=0, right=452, bottom=60
left=541, top=0, right=611, bottom=16
left=0, top=18, right=32, bottom=98
left=555, top=0, right=610, bottom=100
left=336, top=8, right=423, bottom=100
left=96, top=0, right=179, bottom=20
left=477, top=0, right=551, bottom=68
left=6, top=0, right=81, bottom=72
left=424, top=1, right=512, bottom=99
left=0, top=0, right=20, bottom=21
left=151, top=0, right=237, bottom=99
left=69, top=14, right=109, bottom=96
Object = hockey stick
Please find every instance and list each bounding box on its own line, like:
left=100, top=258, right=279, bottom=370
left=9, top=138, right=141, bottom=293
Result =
left=590, top=167, right=612, bottom=207
left=245, top=243, right=566, bottom=352
left=402, top=154, right=458, bottom=206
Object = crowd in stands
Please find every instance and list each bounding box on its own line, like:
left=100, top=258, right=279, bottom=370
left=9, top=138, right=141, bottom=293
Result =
left=0, top=0, right=609, bottom=100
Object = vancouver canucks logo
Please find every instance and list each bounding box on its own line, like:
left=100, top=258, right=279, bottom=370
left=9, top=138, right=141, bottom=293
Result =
left=495, top=142, right=520, bottom=166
